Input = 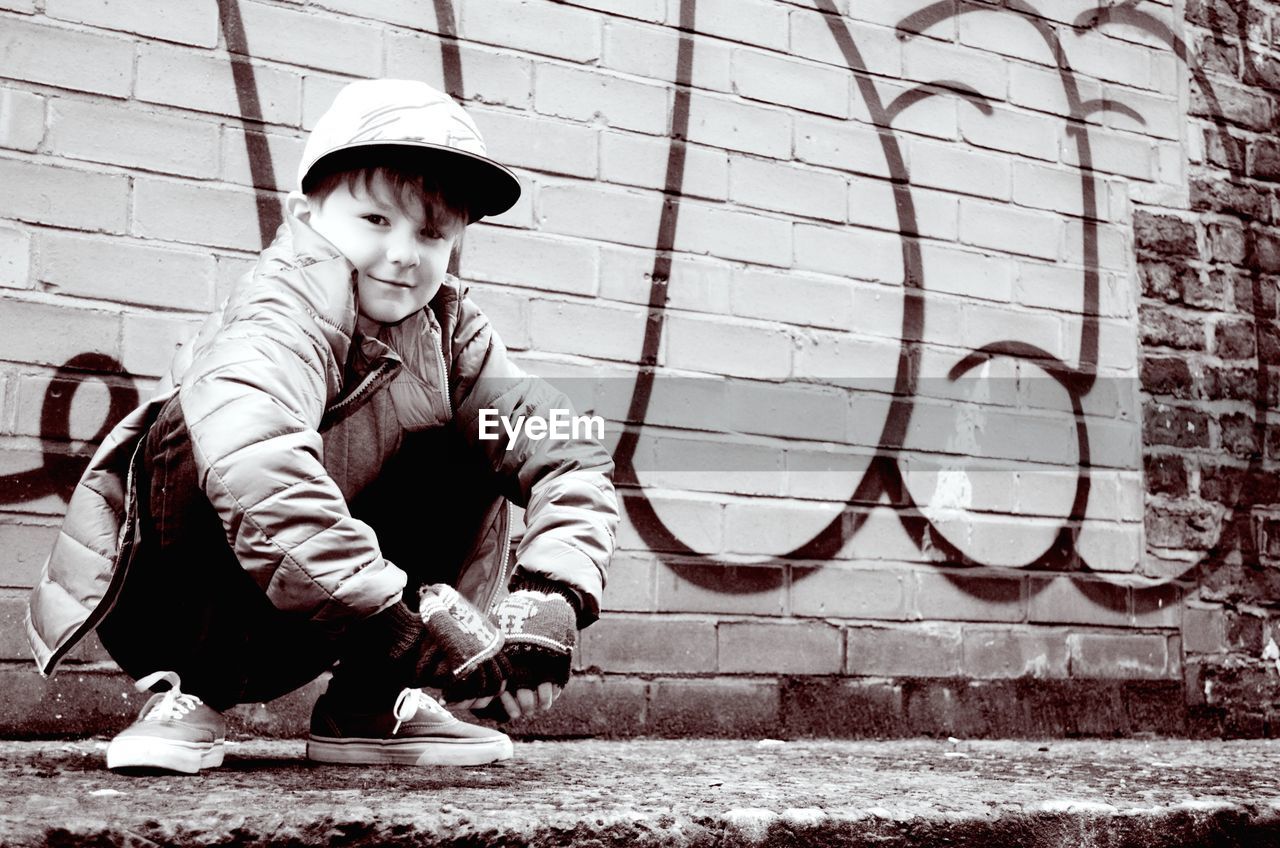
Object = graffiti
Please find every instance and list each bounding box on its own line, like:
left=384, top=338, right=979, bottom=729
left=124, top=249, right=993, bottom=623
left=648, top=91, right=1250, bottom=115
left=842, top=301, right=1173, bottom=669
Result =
left=607, top=0, right=1269, bottom=609
left=0, top=353, right=138, bottom=505
left=218, top=0, right=282, bottom=244
left=432, top=0, right=464, bottom=278
left=431, top=0, right=463, bottom=103
left=614, top=0, right=1135, bottom=596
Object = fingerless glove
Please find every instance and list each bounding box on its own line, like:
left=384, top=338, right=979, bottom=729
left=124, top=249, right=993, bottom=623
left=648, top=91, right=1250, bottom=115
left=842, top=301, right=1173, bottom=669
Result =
left=415, top=584, right=511, bottom=698
left=492, top=575, right=579, bottom=689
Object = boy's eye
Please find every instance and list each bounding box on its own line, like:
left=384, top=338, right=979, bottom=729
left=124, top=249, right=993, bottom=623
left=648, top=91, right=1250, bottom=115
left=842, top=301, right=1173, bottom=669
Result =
left=362, top=214, right=389, bottom=226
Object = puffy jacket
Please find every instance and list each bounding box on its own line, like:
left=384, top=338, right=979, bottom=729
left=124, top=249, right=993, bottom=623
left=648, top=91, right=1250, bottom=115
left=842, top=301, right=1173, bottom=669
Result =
left=26, top=215, right=618, bottom=675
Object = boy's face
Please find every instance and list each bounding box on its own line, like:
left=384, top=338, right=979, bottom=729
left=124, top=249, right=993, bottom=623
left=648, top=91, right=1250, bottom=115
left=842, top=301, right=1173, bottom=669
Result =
left=289, top=172, right=462, bottom=329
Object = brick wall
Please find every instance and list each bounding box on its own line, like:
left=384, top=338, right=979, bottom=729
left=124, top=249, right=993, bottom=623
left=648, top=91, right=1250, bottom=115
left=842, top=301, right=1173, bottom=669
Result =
left=0, top=0, right=1275, bottom=738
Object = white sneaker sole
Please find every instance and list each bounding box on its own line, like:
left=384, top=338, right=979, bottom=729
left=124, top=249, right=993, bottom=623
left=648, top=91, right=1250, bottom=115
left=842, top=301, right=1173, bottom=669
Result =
left=107, top=736, right=225, bottom=774
left=307, top=734, right=513, bottom=767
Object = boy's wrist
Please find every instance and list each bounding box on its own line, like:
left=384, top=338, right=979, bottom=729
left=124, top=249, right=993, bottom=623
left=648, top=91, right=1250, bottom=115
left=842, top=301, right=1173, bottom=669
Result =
left=509, top=571, right=583, bottom=621
left=353, top=601, right=423, bottom=660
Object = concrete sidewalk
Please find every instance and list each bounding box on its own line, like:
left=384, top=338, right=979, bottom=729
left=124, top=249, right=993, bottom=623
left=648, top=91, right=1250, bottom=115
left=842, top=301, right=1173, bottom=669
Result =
left=3, top=738, right=1280, bottom=846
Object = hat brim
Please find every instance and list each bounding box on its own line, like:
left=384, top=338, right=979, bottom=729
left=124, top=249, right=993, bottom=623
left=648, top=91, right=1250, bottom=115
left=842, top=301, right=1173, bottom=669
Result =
left=300, top=141, right=522, bottom=222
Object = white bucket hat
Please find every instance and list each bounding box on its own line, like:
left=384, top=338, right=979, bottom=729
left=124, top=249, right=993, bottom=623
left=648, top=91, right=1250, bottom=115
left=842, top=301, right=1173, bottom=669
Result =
left=298, top=79, right=521, bottom=221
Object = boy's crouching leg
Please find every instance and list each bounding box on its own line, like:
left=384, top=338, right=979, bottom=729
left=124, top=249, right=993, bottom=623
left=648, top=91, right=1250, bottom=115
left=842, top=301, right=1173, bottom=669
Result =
left=98, top=394, right=338, bottom=773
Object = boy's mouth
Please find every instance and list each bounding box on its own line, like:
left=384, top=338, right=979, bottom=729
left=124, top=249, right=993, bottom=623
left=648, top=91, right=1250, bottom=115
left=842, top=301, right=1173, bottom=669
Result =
left=368, top=275, right=414, bottom=288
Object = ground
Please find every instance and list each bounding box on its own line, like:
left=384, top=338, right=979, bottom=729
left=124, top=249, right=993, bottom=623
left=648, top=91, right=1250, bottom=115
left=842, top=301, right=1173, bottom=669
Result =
left=3, top=737, right=1280, bottom=846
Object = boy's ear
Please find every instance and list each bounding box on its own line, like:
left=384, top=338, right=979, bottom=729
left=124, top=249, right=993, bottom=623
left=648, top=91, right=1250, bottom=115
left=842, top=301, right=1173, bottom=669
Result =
left=285, top=191, right=312, bottom=222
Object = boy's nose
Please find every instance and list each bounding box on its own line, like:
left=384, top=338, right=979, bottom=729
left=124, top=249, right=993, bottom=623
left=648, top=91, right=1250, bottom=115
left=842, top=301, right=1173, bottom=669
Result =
left=386, top=236, right=420, bottom=268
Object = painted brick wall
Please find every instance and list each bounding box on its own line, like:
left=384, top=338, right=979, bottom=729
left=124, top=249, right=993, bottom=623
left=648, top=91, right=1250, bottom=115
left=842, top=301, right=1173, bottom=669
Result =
left=0, top=0, right=1274, bottom=738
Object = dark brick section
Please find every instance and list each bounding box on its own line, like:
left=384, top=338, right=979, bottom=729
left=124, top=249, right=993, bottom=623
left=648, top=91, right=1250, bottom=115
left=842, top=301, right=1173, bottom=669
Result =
left=1199, top=36, right=1243, bottom=77
left=1145, top=453, right=1189, bottom=497
left=1185, top=0, right=1268, bottom=33
left=1203, top=364, right=1257, bottom=401
left=1134, top=211, right=1198, bottom=255
left=1139, top=305, right=1206, bottom=350
left=1198, top=463, right=1246, bottom=504
left=1254, top=231, right=1280, bottom=274
left=1188, top=661, right=1280, bottom=738
left=1191, top=81, right=1277, bottom=133
left=781, top=678, right=1193, bottom=739
left=1139, top=261, right=1198, bottom=304
left=1225, top=608, right=1266, bottom=652
left=1191, top=176, right=1272, bottom=221
left=0, top=667, right=145, bottom=739
left=1214, top=317, right=1258, bottom=358
left=1261, top=323, right=1280, bottom=365
left=1146, top=503, right=1222, bottom=550
left=1140, top=261, right=1240, bottom=310
left=645, top=678, right=782, bottom=738
left=1204, top=126, right=1246, bottom=171
left=1201, top=561, right=1280, bottom=607
left=1257, top=516, right=1280, bottom=558
left=1141, top=356, right=1195, bottom=398
left=1136, top=0, right=1280, bottom=734
left=1219, top=411, right=1260, bottom=458
left=1142, top=403, right=1211, bottom=448
left=780, top=678, right=908, bottom=737
left=0, top=668, right=1225, bottom=740
left=518, top=676, right=649, bottom=739
left=1208, top=221, right=1248, bottom=264
left=1253, top=138, right=1280, bottom=181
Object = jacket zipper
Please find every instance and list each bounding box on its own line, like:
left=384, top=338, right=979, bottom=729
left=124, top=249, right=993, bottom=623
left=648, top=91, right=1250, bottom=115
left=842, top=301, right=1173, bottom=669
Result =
left=432, top=327, right=453, bottom=419
left=321, top=356, right=399, bottom=429
left=433, top=324, right=509, bottom=611
left=45, top=430, right=150, bottom=674
left=485, top=502, right=514, bottom=614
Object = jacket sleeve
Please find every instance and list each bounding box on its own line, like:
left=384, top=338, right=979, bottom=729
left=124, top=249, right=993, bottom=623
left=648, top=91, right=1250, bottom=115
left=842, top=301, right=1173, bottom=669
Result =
left=449, top=293, right=618, bottom=626
left=177, top=296, right=406, bottom=627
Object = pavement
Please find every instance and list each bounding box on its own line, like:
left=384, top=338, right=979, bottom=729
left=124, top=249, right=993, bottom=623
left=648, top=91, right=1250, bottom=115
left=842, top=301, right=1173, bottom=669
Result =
left=3, top=737, right=1280, bottom=847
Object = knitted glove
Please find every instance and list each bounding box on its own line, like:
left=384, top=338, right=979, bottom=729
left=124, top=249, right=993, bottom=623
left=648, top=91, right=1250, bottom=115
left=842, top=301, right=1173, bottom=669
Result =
left=455, top=577, right=580, bottom=721
left=414, top=584, right=511, bottom=699
left=496, top=582, right=579, bottom=690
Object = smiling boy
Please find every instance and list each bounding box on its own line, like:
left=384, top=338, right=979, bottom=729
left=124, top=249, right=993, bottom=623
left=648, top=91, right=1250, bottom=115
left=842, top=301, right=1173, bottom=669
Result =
left=25, top=80, right=619, bottom=773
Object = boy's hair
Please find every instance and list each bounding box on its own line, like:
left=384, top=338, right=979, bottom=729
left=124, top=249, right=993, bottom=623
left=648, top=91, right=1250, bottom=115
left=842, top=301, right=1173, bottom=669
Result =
left=305, top=149, right=474, bottom=237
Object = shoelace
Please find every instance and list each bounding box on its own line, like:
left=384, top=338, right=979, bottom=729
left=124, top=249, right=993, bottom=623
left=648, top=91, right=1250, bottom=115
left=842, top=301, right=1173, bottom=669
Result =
left=134, top=670, right=204, bottom=721
left=391, top=688, right=452, bottom=735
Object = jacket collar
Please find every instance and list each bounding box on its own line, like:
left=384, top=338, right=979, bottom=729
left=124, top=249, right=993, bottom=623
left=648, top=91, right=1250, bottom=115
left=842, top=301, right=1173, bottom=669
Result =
left=248, top=215, right=362, bottom=367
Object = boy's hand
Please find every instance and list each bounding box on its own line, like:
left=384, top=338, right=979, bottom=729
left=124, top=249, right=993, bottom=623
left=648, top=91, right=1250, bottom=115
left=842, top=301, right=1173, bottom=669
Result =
left=493, top=587, right=577, bottom=688
left=500, top=682, right=564, bottom=719
left=442, top=581, right=578, bottom=718
left=451, top=682, right=562, bottom=719
left=415, top=584, right=510, bottom=698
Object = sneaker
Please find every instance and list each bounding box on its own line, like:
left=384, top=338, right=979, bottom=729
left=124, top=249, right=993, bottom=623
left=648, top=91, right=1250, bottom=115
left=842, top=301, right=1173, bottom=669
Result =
left=307, top=687, right=513, bottom=766
left=106, top=671, right=226, bottom=774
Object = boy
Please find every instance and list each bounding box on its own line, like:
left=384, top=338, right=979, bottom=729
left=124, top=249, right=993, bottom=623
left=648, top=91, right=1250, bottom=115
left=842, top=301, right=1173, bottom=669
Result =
left=24, top=79, right=619, bottom=773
